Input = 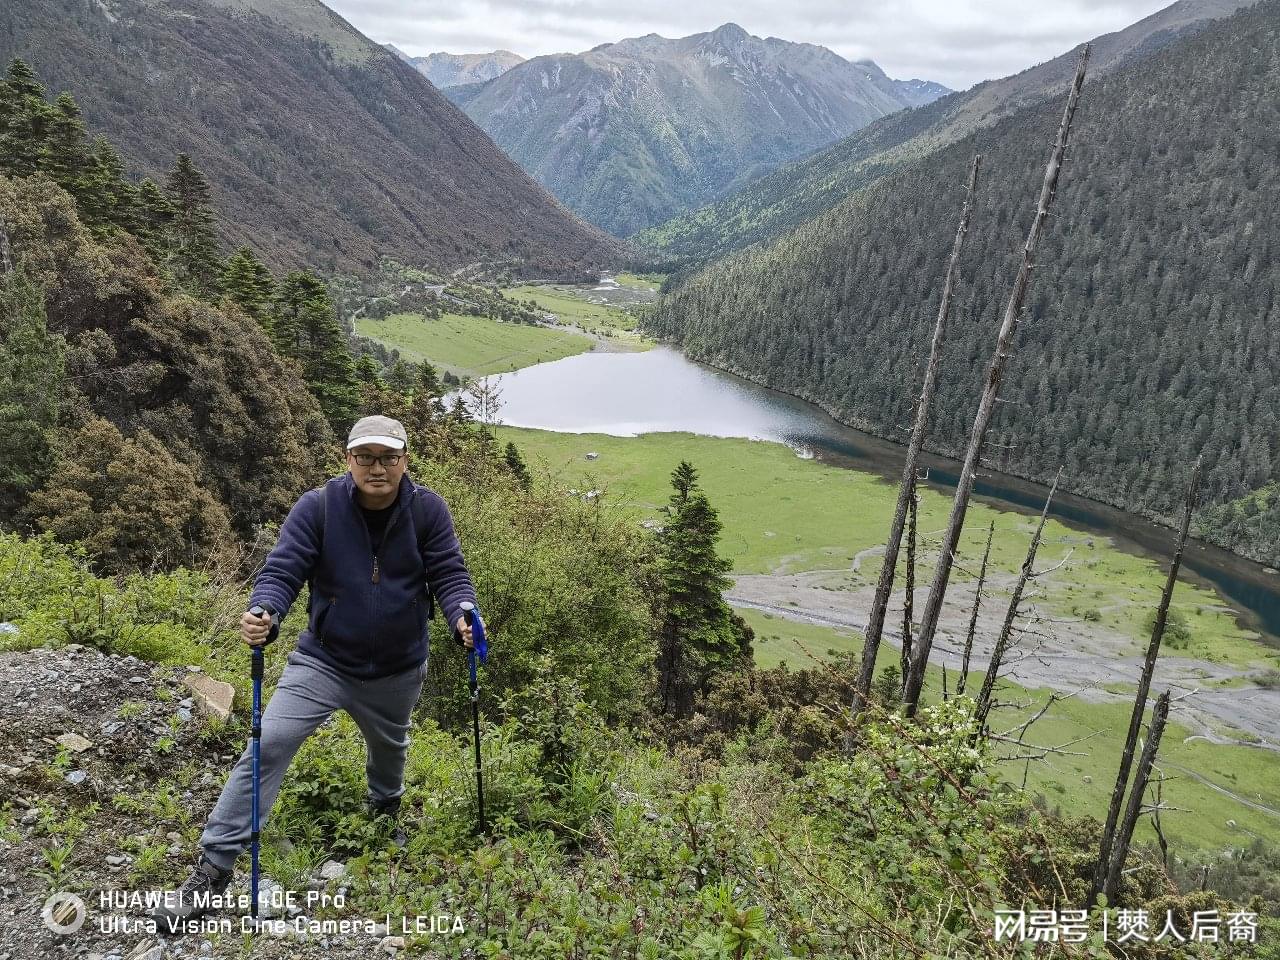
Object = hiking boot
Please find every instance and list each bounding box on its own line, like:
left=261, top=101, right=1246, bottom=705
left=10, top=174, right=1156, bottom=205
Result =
left=149, top=855, right=233, bottom=930
left=367, top=795, right=407, bottom=849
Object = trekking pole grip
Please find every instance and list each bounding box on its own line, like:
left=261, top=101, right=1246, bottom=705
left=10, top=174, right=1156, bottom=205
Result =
left=247, top=604, right=278, bottom=678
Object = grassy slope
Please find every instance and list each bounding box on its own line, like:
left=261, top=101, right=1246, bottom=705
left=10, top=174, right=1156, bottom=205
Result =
left=505, top=284, right=644, bottom=333
left=501, top=426, right=1280, bottom=852
left=355, top=312, right=593, bottom=378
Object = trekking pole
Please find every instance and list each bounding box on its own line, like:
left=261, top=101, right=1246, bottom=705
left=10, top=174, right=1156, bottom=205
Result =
left=247, top=605, right=278, bottom=923
left=459, top=601, right=487, bottom=835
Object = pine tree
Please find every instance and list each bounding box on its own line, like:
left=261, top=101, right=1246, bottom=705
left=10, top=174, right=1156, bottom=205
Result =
left=352, top=353, right=397, bottom=419
left=133, top=178, right=175, bottom=257
left=0, top=267, right=66, bottom=520
left=43, top=92, right=93, bottom=199
left=670, top=460, right=698, bottom=504
left=415, top=360, right=443, bottom=399
left=386, top=357, right=414, bottom=396
left=656, top=462, right=751, bottom=715
left=220, top=247, right=275, bottom=325
left=165, top=153, right=222, bottom=297
left=400, top=362, right=445, bottom=452
left=84, top=137, right=139, bottom=234
left=504, top=441, right=532, bottom=490
left=0, top=59, right=52, bottom=178
left=353, top=353, right=382, bottom=384
left=272, top=270, right=359, bottom=432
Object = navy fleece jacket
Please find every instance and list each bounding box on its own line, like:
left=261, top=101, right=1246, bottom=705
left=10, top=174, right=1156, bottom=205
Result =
left=249, top=472, right=477, bottom=679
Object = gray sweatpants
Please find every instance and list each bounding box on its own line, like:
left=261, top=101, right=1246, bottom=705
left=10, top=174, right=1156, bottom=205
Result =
left=200, top=649, right=427, bottom=871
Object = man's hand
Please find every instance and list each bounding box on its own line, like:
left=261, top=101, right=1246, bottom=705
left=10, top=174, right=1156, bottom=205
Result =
left=241, top=609, right=275, bottom=647
left=455, top=615, right=474, bottom=649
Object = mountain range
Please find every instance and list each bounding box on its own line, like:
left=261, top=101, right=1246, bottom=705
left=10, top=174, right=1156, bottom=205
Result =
left=446, top=23, right=949, bottom=237
left=0, top=0, right=619, bottom=277
left=638, top=0, right=1258, bottom=265
left=646, top=0, right=1280, bottom=564
left=389, top=47, right=526, bottom=88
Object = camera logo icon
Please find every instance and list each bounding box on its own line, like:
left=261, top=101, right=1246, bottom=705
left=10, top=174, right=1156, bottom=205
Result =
left=42, top=893, right=87, bottom=935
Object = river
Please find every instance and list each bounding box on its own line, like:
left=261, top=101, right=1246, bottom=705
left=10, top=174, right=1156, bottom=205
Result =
left=479, top=326, right=1280, bottom=648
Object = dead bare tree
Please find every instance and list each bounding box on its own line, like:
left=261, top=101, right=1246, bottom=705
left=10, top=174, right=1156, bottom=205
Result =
left=851, top=154, right=983, bottom=719
left=902, top=47, right=1090, bottom=717
left=1086, top=459, right=1201, bottom=907
left=974, top=470, right=1062, bottom=730
left=1103, top=690, right=1171, bottom=903
left=957, top=520, right=995, bottom=697
left=900, top=482, right=919, bottom=694
left=1149, top=775, right=1171, bottom=871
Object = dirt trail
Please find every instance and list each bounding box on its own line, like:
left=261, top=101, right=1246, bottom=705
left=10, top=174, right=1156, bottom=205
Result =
left=728, top=570, right=1280, bottom=749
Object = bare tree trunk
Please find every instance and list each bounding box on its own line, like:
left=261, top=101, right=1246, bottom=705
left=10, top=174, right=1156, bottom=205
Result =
left=0, top=216, right=12, bottom=276
left=902, top=48, right=1090, bottom=717
left=1103, top=690, right=1171, bottom=902
left=1086, top=459, right=1201, bottom=907
left=974, top=470, right=1061, bottom=730
left=1150, top=777, right=1170, bottom=871
left=851, top=155, right=982, bottom=720
left=900, top=484, right=919, bottom=694
left=956, top=520, right=995, bottom=698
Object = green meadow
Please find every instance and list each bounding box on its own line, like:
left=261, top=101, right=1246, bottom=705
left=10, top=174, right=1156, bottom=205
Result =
left=504, top=284, right=647, bottom=334
left=500, top=426, right=1280, bottom=853
left=613, top=272, right=665, bottom=291
left=355, top=312, right=593, bottom=378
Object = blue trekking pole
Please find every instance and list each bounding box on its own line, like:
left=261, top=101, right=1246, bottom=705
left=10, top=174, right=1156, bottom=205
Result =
left=247, top=605, right=278, bottom=923
left=459, top=601, right=488, bottom=835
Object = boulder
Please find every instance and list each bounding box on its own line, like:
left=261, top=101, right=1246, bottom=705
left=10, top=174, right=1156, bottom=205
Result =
left=183, top=674, right=235, bottom=721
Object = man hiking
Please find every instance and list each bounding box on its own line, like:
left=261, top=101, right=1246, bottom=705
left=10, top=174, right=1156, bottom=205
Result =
left=153, top=415, right=478, bottom=926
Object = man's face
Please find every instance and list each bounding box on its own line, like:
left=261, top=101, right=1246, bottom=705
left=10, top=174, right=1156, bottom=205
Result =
left=346, top=443, right=408, bottom=500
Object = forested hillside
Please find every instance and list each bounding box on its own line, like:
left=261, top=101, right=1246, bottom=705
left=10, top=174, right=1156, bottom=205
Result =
left=637, top=0, right=1256, bottom=266
left=449, top=24, right=946, bottom=237
left=0, top=0, right=620, bottom=277
left=647, top=0, right=1280, bottom=566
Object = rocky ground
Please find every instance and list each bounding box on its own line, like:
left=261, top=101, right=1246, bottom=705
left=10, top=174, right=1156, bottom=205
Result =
left=0, top=646, right=447, bottom=959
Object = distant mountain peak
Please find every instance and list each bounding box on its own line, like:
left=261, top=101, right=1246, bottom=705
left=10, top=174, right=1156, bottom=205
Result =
left=711, top=22, right=750, bottom=42
left=449, top=23, right=950, bottom=237
left=402, top=49, right=526, bottom=88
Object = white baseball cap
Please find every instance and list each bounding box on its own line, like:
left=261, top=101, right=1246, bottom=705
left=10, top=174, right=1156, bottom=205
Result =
left=346, top=415, right=408, bottom=450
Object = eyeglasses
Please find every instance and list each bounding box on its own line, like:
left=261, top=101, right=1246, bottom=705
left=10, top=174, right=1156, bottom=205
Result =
left=351, top=453, right=404, bottom=467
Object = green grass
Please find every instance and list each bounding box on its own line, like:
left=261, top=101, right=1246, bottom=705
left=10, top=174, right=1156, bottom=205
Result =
left=613, top=272, right=665, bottom=291
left=737, top=606, right=864, bottom=671
left=964, top=672, right=1280, bottom=853
left=355, top=312, right=593, bottom=378
left=499, top=428, right=1278, bottom=674
left=505, top=285, right=644, bottom=333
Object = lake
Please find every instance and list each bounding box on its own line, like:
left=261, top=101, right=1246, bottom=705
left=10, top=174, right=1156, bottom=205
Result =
left=483, top=344, right=1280, bottom=647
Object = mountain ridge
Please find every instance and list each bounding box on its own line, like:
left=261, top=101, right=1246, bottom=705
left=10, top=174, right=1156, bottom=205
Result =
left=449, top=23, right=949, bottom=237
left=0, top=0, right=620, bottom=277
left=638, top=0, right=1260, bottom=265
left=393, top=48, right=526, bottom=88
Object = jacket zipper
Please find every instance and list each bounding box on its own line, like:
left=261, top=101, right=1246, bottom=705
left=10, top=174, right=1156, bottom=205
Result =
left=368, top=494, right=408, bottom=673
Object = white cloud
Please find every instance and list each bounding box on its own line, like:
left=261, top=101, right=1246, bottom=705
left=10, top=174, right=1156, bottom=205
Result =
left=322, top=0, right=1177, bottom=89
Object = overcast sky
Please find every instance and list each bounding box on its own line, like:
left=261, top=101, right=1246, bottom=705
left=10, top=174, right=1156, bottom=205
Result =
left=323, top=0, right=1177, bottom=90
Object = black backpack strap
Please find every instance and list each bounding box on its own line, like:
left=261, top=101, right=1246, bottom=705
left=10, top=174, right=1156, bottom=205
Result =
left=306, top=482, right=329, bottom=609
left=408, top=487, right=436, bottom=620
